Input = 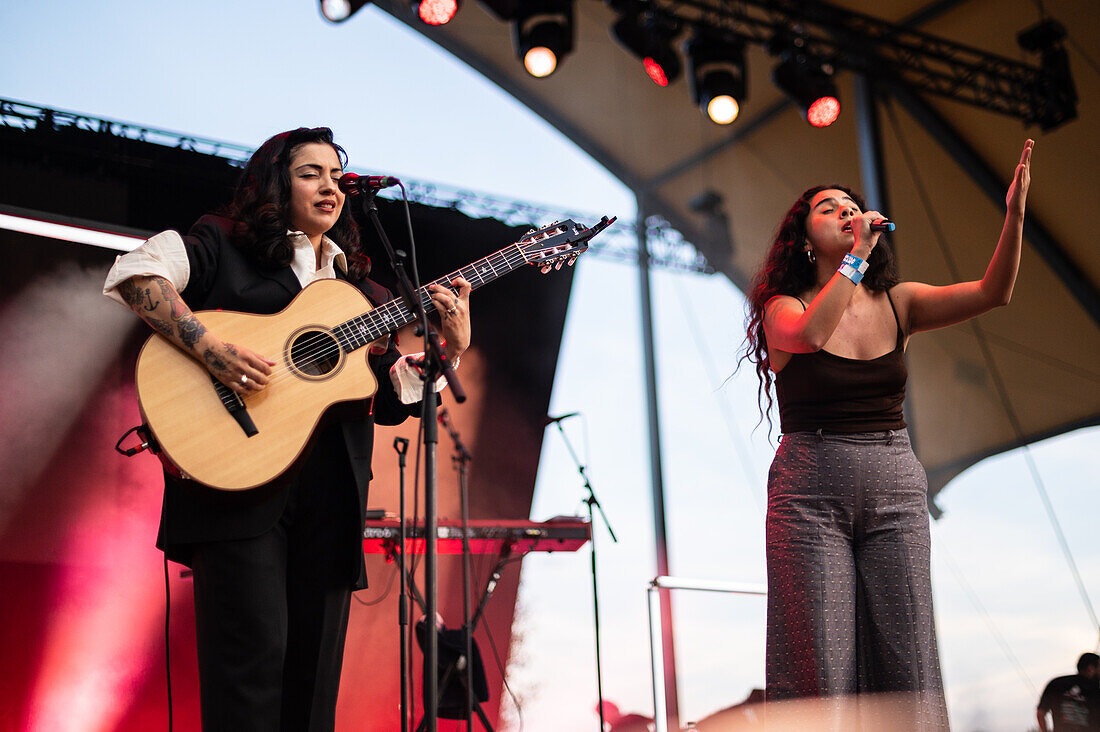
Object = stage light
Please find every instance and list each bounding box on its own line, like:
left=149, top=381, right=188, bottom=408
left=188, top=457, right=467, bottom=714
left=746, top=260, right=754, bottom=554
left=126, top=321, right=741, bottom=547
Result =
left=319, top=0, right=370, bottom=23
left=707, top=95, right=739, bottom=125
left=611, top=9, right=682, bottom=87
left=1017, top=18, right=1078, bottom=129
left=806, top=95, right=840, bottom=127
left=772, top=51, right=840, bottom=128
left=524, top=44, right=557, bottom=78
left=415, top=0, right=459, bottom=25
left=686, top=32, right=746, bottom=124
left=514, top=0, right=574, bottom=78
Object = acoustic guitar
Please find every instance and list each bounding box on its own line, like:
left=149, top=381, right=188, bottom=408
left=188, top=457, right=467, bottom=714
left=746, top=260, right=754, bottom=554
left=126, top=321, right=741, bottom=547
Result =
left=134, top=217, right=613, bottom=491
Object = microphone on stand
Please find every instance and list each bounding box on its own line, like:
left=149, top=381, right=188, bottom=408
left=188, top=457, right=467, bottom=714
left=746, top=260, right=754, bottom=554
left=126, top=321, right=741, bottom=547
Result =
left=544, top=412, right=580, bottom=426
left=870, top=219, right=896, bottom=232
left=338, top=172, right=401, bottom=195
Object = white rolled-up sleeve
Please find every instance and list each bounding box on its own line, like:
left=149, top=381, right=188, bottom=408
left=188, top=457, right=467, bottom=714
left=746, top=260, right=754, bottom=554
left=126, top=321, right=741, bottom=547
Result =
left=102, top=230, right=190, bottom=306
left=390, top=353, right=458, bottom=405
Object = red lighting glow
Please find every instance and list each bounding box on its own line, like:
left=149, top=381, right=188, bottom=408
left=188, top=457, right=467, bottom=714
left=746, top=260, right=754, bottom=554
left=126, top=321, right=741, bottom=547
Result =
left=418, top=0, right=457, bottom=25
left=807, top=96, right=840, bottom=127
left=643, top=57, right=670, bottom=87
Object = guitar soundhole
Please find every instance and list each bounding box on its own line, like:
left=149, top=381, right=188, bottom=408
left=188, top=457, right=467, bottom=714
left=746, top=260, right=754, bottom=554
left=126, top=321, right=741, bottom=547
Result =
left=287, top=328, right=343, bottom=380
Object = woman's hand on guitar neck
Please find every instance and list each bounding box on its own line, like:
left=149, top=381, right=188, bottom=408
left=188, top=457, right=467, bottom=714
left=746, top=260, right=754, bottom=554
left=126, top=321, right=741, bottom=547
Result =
left=117, top=274, right=274, bottom=396
left=430, top=276, right=472, bottom=364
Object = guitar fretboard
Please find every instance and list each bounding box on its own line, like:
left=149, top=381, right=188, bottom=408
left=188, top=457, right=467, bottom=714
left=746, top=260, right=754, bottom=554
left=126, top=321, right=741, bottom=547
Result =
left=332, top=243, right=527, bottom=353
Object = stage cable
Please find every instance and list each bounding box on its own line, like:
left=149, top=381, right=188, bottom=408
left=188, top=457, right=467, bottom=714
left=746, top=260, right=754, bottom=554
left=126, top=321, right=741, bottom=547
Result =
left=354, top=563, right=400, bottom=606
left=480, top=554, right=528, bottom=732
left=934, top=536, right=1038, bottom=695
left=884, top=100, right=1100, bottom=645
left=159, top=478, right=174, bottom=732
left=164, top=552, right=173, bottom=732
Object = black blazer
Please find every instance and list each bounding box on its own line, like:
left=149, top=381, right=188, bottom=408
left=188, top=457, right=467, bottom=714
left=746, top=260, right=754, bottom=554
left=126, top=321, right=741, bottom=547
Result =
left=156, top=215, right=419, bottom=586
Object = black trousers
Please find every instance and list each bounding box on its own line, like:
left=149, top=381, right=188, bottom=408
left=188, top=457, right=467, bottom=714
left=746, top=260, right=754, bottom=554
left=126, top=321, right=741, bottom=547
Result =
left=190, top=431, right=362, bottom=732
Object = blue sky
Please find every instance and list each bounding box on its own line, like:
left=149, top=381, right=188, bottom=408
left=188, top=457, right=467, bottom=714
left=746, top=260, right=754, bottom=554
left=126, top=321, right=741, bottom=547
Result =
left=3, top=1, right=1098, bottom=729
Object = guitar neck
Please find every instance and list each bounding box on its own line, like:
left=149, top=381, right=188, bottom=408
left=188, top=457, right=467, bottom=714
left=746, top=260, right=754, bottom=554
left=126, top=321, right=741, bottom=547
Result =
left=336, top=243, right=527, bottom=352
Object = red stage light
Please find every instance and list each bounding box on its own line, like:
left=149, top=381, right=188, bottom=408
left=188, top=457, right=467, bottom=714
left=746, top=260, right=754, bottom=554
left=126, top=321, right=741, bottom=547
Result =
left=418, top=0, right=457, bottom=25
left=807, top=96, right=840, bottom=127
left=644, top=57, right=670, bottom=87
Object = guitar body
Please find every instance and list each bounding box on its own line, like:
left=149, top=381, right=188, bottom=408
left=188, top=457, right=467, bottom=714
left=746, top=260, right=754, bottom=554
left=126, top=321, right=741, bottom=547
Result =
left=135, top=278, right=380, bottom=491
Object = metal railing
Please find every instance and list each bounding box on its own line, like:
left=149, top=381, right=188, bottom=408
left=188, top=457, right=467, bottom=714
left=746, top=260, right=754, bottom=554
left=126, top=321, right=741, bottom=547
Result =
left=647, top=576, right=767, bottom=732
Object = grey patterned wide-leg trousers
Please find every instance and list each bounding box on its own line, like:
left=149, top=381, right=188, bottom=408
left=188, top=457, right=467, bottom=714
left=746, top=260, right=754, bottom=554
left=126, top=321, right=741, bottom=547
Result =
left=765, top=429, right=949, bottom=731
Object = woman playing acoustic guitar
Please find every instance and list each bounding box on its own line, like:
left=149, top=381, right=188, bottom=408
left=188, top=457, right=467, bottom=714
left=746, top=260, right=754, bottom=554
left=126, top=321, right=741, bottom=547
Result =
left=104, top=127, right=471, bottom=730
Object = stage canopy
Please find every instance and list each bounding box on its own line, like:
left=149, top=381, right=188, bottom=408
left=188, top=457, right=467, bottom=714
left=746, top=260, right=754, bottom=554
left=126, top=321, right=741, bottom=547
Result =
left=370, top=0, right=1100, bottom=509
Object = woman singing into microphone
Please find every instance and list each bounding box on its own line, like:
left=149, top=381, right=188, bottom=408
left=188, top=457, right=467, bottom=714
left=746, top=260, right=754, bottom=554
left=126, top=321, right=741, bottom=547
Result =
left=743, top=140, right=1034, bottom=728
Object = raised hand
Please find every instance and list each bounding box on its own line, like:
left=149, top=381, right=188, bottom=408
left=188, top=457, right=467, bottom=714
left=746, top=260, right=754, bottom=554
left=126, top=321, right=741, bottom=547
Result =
left=1007, top=139, right=1034, bottom=216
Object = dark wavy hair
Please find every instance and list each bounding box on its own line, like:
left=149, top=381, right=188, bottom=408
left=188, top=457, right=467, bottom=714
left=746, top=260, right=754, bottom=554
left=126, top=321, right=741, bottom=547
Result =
left=740, top=184, right=899, bottom=427
left=224, top=127, right=370, bottom=279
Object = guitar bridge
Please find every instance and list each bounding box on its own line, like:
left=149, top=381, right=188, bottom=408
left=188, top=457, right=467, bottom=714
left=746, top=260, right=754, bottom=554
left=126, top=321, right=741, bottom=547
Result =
left=212, top=377, right=259, bottom=437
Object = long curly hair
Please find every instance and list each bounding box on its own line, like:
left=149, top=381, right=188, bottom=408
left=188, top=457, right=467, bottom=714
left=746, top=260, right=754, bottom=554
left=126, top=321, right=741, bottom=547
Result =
left=741, top=184, right=899, bottom=427
left=224, top=127, right=370, bottom=279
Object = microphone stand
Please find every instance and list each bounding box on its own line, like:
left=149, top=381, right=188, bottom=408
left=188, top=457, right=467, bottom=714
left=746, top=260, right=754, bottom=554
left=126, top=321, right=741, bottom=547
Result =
left=394, top=437, right=411, bottom=732
left=549, top=419, right=617, bottom=732
left=438, top=408, right=474, bottom=729
left=356, top=189, right=466, bottom=732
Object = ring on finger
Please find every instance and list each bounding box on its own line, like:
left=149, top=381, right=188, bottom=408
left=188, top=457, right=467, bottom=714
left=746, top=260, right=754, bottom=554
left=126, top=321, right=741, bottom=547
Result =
left=241, top=374, right=248, bottom=385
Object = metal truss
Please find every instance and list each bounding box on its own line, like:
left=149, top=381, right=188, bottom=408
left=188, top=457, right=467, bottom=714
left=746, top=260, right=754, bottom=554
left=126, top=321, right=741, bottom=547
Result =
left=647, top=0, right=1077, bottom=129
left=385, top=181, right=714, bottom=273
left=0, top=98, right=255, bottom=161
left=0, top=97, right=713, bottom=274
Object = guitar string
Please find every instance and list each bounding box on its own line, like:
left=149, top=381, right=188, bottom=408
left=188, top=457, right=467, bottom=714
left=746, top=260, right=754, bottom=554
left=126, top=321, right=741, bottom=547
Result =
left=208, top=238, right=583, bottom=408
left=210, top=245, right=551, bottom=406
left=252, top=251, right=520, bottom=386
left=211, top=244, right=575, bottom=408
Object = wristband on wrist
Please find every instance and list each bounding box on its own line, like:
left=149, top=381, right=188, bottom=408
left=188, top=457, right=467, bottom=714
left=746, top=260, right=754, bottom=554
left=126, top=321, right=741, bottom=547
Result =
left=838, top=252, right=870, bottom=285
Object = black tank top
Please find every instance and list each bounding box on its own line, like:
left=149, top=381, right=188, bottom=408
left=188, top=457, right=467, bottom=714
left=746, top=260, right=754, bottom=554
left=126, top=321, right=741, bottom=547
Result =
left=774, top=293, right=907, bottom=433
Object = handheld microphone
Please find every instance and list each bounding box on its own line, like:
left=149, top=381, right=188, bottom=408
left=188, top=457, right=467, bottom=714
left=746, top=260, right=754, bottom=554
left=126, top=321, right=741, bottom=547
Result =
left=870, top=220, right=896, bottom=233
left=544, top=412, right=580, bottom=426
left=338, top=172, right=401, bottom=195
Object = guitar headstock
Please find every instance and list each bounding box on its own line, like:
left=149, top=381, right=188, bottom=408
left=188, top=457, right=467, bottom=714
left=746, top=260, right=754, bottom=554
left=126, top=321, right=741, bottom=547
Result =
left=519, top=216, right=617, bottom=274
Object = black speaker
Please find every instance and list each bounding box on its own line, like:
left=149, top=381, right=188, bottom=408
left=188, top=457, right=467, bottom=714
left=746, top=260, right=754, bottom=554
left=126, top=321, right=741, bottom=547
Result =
left=415, top=619, right=489, bottom=719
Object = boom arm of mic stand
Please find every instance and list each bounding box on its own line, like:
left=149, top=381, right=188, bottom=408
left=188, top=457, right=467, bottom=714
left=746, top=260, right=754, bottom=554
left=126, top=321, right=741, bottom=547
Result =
left=553, top=422, right=618, bottom=543
left=356, top=190, right=466, bottom=403
left=358, top=191, right=420, bottom=318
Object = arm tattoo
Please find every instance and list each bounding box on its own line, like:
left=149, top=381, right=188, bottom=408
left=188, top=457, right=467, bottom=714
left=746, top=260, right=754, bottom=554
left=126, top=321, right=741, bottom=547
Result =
left=147, top=317, right=174, bottom=338
left=152, top=276, right=207, bottom=351
left=118, top=279, right=160, bottom=312
left=177, top=318, right=206, bottom=350
left=203, top=349, right=229, bottom=374
left=120, top=278, right=173, bottom=337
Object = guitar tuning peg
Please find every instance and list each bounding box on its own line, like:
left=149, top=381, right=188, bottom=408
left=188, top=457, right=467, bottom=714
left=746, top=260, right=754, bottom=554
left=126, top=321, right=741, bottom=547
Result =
left=540, top=264, right=552, bottom=274
left=567, top=255, right=577, bottom=266
left=554, top=260, right=564, bottom=271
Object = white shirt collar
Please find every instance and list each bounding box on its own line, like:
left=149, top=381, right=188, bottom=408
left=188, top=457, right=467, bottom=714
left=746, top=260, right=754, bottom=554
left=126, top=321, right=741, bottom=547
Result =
left=286, top=230, right=348, bottom=274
